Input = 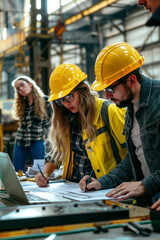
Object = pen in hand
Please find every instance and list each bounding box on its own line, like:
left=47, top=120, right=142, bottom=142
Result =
left=37, top=163, right=49, bottom=185
left=84, top=169, right=94, bottom=192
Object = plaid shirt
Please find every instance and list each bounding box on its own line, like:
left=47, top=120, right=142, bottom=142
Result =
left=15, top=95, right=53, bottom=147
left=45, top=113, right=96, bottom=182
left=70, top=114, right=96, bottom=182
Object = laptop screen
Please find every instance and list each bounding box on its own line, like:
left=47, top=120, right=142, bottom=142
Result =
left=0, top=152, right=29, bottom=204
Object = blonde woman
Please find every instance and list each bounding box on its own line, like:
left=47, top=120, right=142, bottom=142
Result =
left=35, top=64, right=127, bottom=187
left=12, top=76, right=53, bottom=172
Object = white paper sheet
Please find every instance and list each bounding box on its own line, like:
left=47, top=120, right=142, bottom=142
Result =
left=23, top=180, right=121, bottom=201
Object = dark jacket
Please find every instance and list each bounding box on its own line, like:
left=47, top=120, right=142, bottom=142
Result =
left=98, top=75, right=160, bottom=206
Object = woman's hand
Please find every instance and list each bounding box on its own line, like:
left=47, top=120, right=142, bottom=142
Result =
left=79, top=175, right=102, bottom=192
left=35, top=172, right=49, bottom=187
left=35, top=161, right=56, bottom=187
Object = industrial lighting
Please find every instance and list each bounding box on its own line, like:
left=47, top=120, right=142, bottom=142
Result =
left=65, top=13, right=83, bottom=26
left=65, top=0, right=117, bottom=25
left=48, top=0, right=117, bottom=34
left=83, top=0, right=117, bottom=16
left=48, top=27, right=55, bottom=34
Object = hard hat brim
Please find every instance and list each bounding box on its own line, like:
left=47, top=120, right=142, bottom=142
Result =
left=91, top=79, right=107, bottom=91
left=48, top=72, right=87, bottom=101
left=48, top=87, right=75, bottom=102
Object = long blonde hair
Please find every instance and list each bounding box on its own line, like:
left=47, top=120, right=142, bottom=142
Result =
left=50, top=81, right=98, bottom=167
left=12, top=76, right=46, bottom=122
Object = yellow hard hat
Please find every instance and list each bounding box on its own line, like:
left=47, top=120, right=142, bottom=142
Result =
left=91, top=42, right=144, bottom=91
left=48, top=63, right=87, bottom=101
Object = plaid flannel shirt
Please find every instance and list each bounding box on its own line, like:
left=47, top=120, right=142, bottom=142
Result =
left=45, top=113, right=96, bottom=182
left=70, top=114, right=96, bottom=182
left=15, top=95, right=53, bottom=147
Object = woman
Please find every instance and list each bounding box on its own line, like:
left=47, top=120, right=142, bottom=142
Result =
left=12, top=76, right=53, bottom=172
left=35, top=64, right=127, bottom=187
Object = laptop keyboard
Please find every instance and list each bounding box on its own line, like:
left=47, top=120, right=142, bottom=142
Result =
left=26, top=193, right=47, bottom=202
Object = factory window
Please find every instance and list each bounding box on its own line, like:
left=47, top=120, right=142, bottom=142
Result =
left=1, top=71, right=8, bottom=100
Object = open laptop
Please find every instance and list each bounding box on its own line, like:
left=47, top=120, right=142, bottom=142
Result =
left=0, top=152, right=70, bottom=204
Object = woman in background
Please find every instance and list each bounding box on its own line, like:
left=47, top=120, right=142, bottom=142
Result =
left=12, top=76, right=53, bottom=172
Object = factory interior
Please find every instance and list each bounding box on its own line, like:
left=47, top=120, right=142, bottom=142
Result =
left=0, top=0, right=160, bottom=239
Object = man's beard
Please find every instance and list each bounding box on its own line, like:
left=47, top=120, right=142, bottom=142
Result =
left=112, top=87, right=134, bottom=108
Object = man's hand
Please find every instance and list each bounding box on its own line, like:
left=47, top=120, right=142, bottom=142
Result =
left=151, top=199, right=160, bottom=211
left=79, top=175, right=102, bottom=192
left=35, top=172, right=49, bottom=187
left=106, top=181, right=146, bottom=199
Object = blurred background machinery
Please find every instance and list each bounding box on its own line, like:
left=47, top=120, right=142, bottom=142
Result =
left=0, top=109, right=3, bottom=152
left=0, top=100, right=18, bottom=157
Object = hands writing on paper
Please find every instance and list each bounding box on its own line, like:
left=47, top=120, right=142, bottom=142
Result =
left=79, top=176, right=147, bottom=200
left=35, top=172, right=49, bottom=187
left=35, top=162, right=56, bottom=187
left=106, top=181, right=147, bottom=199
left=79, top=175, right=102, bottom=192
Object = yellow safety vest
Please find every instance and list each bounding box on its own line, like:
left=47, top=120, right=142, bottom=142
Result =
left=62, top=97, right=127, bottom=180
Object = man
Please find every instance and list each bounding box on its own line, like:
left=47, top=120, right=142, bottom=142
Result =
left=138, top=0, right=160, bottom=210
left=79, top=42, right=160, bottom=207
left=137, top=0, right=160, bottom=26
left=137, top=0, right=160, bottom=14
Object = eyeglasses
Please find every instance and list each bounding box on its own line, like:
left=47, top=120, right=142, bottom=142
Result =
left=105, top=77, right=126, bottom=93
left=55, top=90, right=76, bottom=106
left=16, top=81, right=27, bottom=92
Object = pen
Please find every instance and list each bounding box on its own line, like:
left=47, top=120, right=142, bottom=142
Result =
left=27, top=178, right=36, bottom=182
left=37, top=163, right=49, bottom=184
left=84, top=169, right=94, bottom=192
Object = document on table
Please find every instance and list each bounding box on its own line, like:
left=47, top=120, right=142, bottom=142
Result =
left=22, top=180, right=122, bottom=201
left=26, top=159, right=63, bottom=179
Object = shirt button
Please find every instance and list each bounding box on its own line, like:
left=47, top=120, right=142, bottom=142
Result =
left=97, top=169, right=100, bottom=172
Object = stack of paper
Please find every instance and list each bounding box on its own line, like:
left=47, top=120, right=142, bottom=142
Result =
left=26, top=159, right=63, bottom=180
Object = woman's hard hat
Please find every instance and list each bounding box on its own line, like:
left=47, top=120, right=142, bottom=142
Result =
left=49, top=64, right=87, bottom=101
